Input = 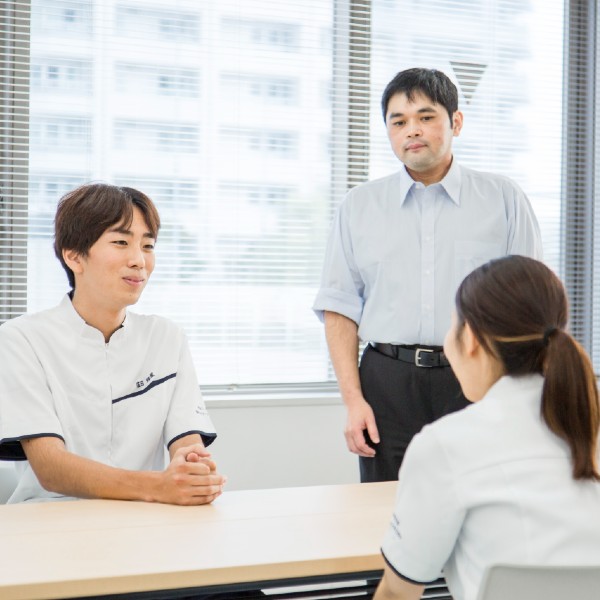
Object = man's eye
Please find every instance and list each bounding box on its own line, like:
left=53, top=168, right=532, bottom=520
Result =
left=144, top=244, right=155, bottom=251
left=113, top=240, right=127, bottom=246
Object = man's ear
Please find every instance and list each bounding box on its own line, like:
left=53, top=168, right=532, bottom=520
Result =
left=452, top=110, right=464, bottom=137
left=62, top=248, right=84, bottom=274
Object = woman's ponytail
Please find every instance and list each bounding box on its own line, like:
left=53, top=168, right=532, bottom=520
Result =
left=542, top=330, right=600, bottom=480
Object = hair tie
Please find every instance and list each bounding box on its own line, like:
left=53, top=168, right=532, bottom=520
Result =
left=543, top=327, right=558, bottom=347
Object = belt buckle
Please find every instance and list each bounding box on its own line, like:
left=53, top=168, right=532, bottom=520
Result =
left=415, top=347, right=433, bottom=367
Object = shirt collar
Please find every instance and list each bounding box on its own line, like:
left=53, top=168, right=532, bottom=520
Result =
left=439, top=158, right=461, bottom=206
left=397, top=158, right=462, bottom=207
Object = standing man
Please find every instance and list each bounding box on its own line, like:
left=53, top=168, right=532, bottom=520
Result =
left=313, top=68, right=542, bottom=482
left=0, top=183, right=225, bottom=504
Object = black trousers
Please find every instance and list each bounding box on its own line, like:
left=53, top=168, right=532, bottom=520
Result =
left=358, top=344, right=470, bottom=483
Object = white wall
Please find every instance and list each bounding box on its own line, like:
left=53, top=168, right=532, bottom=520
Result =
left=206, top=396, right=359, bottom=491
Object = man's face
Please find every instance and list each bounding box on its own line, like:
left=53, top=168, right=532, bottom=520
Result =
left=68, top=206, right=156, bottom=314
left=385, top=91, right=463, bottom=183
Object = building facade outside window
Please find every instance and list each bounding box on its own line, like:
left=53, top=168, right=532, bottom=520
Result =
left=0, top=0, right=573, bottom=388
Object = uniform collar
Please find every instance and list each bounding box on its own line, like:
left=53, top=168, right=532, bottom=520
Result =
left=484, top=373, right=544, bottom=403
left=398, top=158, right=462, bottom=207
left=59, top=293, right=128, bottom=341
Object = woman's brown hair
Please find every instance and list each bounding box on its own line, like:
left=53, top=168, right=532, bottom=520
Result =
left=54, top=183, right=160, bottom=289
left=455, top=255, right=599, bottom=481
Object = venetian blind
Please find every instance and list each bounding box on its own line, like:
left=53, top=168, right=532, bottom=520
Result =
left=0, top=0, right=593, bottom=387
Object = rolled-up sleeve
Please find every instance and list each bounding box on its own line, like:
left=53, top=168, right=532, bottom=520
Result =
left=381, top=428, right=465, bottom=584
left=312, top=199, right=365, bottom=325
left=506, top=182, right=543, bottom=260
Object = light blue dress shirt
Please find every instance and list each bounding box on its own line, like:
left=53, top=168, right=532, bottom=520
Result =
left=313, top=160, right=543, bottom=345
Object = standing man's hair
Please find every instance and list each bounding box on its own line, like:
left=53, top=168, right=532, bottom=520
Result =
left=381, top=67, right=458, bottom=124
left=54, top=183, right=161, bottom=289
left=455, top=255, right=600, bottom=481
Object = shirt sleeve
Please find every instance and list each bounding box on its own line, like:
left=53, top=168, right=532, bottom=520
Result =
left=163, top=330, right=217, bottom=449
left=0, top=323, right=65, bottom=460
left=505, top=181, right=543, bottom=260
left=381, top=427, right=465, bottom=584
left=312, top=197, right=365, bottom=325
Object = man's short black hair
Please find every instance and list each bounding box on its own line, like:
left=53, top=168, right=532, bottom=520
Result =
left=381, top=68, right=458, bottom=124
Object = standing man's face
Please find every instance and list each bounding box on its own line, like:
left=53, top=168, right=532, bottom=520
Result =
left=385, top=91, right=463, bottom=184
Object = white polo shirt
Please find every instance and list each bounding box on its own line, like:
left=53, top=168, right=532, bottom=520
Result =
left=0, top=295, right=216, bottom=503
left=381, top=374, right=600, bottom=600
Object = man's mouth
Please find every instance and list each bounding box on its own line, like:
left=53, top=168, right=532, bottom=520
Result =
left=123, top=276, right=145, bottom=286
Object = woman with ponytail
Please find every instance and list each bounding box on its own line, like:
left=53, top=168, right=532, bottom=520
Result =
left=375, top=256, right=600, bottom=600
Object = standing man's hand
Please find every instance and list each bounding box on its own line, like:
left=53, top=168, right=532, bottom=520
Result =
left=323, top=311, right=381, bottom=459
left=345, top=396, right=379, bottom=457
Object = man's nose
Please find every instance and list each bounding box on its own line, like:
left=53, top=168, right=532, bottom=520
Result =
left=407, top=121, right=422, bottom=136
left=127, top=245, right=145, bottom=268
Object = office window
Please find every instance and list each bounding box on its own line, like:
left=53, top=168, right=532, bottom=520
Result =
left=114, top=177, right=200, bottom=209
left=115, top=64, right=199, bottom=98
left=2, top=0, right=592, bottom=387
left=221, top=128, right=298, bottom=159
left=114, top=121, right=199, bottom=154
left=31, top=0, right=93, bottom=35
left=115, top=4, right=199, bottom=42
left=221, top=73, right=298, bottom=106
left=221, top=18, right=300, bottom=51
left=31, top=116, right=91, bottom=151
left=30, top=58, right=92, bottom=93
left=29, top=174, right=89, bottom=211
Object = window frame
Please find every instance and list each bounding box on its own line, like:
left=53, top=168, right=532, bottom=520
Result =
left=0, top=0, right=597, bottom=397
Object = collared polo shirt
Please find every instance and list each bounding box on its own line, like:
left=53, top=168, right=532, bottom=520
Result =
left=0, top=295, right=216, bottom=503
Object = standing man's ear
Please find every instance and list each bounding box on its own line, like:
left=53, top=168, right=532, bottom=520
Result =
left=452, top=110, right=464, bottom=137
left=62, top=249, right=84, bottom=275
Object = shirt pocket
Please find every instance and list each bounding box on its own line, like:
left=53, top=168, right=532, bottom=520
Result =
left=454, top=241, right=503, bottom=288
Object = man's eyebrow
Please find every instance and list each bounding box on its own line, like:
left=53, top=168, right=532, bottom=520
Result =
left=108, top=225, right=132, bottom=235
left=387, top=106, right=437, bottom=119
left=107, top=226, right=155, bottom=239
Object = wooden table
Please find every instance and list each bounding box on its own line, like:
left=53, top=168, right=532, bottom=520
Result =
left=0, top=482, right=399, bottom=599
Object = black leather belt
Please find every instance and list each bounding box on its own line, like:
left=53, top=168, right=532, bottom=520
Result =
left=371, top=342, right=450, bottom=368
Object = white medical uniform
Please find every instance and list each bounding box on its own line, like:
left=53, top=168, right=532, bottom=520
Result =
left=381, top=374, right=600, bottom=600
left=0, top=295, right=216, bottom=503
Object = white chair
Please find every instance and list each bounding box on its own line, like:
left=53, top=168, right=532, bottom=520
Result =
left=0, top=463, right=18, bottom=503
left=477, top=564, right=600, bottom=600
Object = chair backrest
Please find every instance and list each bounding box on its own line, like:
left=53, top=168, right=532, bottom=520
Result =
left=0, top=463, right=18, bottom=503
left=477, top=564, right=600, bottom=600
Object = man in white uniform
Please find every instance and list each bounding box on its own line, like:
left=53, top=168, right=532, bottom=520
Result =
left=0, top=183, right=225, bottom=504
